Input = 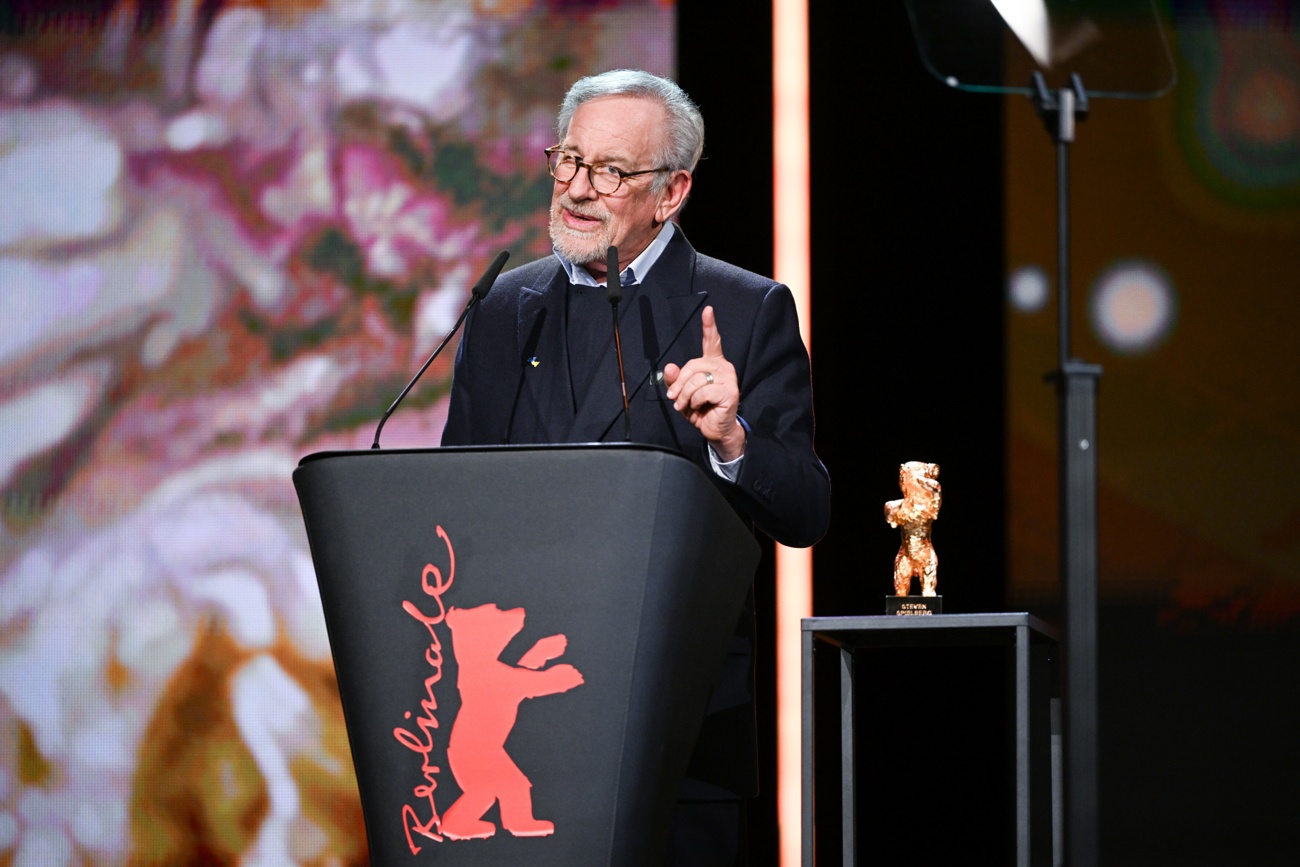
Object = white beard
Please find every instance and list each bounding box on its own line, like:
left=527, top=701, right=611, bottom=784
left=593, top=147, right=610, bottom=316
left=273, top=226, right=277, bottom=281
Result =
left=548, top=198, right=611, bottom=264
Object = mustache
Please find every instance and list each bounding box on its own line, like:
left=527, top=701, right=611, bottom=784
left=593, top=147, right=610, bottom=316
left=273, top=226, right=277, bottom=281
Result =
left=555, top=197, right=606, bottom=222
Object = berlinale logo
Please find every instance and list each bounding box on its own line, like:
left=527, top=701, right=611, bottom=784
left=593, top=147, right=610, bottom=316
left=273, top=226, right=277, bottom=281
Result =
left=393, top=526, right=584, bottom=854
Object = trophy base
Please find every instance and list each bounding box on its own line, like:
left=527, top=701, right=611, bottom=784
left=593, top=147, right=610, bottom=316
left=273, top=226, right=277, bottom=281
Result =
left=886, top=595, right=943, bottom=616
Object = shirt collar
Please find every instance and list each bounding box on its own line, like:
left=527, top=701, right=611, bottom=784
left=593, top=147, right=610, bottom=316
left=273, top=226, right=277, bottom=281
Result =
left=556, top=220, right=676, bottom=288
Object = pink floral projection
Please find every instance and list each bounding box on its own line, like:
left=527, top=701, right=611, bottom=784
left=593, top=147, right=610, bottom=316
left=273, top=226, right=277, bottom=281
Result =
left=0, top=2, right=673, bottom=864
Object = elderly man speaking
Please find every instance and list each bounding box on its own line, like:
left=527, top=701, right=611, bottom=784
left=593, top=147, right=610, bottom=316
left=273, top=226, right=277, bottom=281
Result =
left=442, top=68, right=830, bottom=865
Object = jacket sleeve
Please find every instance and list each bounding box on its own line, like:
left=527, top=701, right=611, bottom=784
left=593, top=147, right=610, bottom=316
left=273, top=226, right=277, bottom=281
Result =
left=440, top=305, right=478, bottom=446
left=722, top=283, right=831, bottom=548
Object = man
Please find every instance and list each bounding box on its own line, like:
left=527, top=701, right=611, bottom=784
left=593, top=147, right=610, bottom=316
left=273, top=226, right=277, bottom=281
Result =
left=442, top=69, right=830, bottom=864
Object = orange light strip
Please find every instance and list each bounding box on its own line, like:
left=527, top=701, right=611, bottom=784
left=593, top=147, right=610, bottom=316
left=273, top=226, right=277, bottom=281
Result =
left=772, top=0, right=811, bottom=864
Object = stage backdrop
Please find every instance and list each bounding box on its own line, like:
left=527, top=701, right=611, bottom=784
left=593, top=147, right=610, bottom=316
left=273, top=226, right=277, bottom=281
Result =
left=1004, top=0, right=1300, bottom=628
left=0, top=2, right=673, bottom=865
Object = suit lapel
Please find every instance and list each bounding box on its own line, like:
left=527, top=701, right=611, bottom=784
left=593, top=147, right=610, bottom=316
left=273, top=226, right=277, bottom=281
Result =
left=509, top=265, right=571, bottom=443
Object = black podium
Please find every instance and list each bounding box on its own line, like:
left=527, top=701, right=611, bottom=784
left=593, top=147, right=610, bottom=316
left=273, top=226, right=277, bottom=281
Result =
left=293, top=443, right=759, bottom=865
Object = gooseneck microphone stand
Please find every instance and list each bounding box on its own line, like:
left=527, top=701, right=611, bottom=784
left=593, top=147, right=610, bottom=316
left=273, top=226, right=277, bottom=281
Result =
left=370, top=250, right=509, bottom=449
left=606, top=245, right=632, bottom=442
left=1031, top=71, right=1102, bottom=867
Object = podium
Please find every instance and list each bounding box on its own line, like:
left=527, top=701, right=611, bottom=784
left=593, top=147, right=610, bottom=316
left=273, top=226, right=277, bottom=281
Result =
left=293, top=443, right=759, bottom=865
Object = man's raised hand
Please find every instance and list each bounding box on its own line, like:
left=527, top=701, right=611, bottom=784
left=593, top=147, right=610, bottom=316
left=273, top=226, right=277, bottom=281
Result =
left=662, top=305, right=746, bottom=462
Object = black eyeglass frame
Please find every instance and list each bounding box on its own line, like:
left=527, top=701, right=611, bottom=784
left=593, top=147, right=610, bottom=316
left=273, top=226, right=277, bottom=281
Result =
left=544, top=145, right=673, bottom=195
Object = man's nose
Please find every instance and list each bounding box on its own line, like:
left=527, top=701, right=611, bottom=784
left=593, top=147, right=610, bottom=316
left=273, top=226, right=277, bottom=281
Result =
left=566, top=168, right=599, bottom=200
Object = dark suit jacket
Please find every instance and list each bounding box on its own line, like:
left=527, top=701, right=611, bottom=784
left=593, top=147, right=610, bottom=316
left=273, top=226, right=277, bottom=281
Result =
left=441, top=227, right=830, bottom=797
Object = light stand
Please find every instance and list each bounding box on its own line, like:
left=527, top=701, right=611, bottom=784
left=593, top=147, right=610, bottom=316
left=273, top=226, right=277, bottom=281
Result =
left=1031, top=71, right=1102, bottom=867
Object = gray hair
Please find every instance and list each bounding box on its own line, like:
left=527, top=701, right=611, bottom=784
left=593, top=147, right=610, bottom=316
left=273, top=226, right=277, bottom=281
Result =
left=557, top=69, right=704, bottom=189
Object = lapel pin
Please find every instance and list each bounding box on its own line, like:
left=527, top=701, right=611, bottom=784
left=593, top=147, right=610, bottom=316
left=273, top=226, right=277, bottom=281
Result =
left=528, top=357, right=540, bottom=367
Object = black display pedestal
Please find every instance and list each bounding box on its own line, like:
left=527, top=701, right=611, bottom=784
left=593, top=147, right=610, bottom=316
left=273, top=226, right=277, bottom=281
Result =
left=802, top=613, right=1059, bottom=866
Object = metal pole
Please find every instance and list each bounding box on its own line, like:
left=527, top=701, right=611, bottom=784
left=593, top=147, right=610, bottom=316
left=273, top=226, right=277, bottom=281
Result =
left=1033, top=73, right=1101, bottom=867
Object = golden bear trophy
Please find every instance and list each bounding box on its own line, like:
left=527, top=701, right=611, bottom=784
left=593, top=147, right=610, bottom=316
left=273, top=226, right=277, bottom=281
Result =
left=884, top=461, right=942, bottom=615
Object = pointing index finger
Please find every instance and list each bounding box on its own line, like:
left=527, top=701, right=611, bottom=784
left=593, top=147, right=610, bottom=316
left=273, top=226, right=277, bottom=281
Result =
left=702, top=305, right=724, bottom=358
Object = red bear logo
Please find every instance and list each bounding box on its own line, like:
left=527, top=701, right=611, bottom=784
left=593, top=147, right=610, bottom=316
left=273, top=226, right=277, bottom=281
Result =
left=439, top=604, right=584, bottom=841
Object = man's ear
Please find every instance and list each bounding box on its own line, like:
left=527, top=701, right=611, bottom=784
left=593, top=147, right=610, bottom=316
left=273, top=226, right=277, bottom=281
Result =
left=655, top=170, right=693, bottom=223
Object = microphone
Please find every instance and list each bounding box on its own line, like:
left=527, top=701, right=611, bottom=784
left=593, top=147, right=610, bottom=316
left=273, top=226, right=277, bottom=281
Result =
left=606, top=246, right=631, bottom=441
left=371, top=250, right=510, bottom=448
left=605, top=245, right=623, bottom=306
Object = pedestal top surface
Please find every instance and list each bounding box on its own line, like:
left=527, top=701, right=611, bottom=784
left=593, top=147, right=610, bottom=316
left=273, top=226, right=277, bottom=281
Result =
left=802, top=612, right=1059, bottom=647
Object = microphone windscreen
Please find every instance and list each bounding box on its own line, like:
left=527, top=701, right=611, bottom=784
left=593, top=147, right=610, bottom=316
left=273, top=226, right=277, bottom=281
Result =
left=605, top=245, right=622, bottom=304
left=471, top=250, right=510, bottom=299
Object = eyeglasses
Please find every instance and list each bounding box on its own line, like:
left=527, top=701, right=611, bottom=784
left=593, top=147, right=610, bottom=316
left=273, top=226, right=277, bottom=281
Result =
left=545, top=146, right=671, bottom=196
